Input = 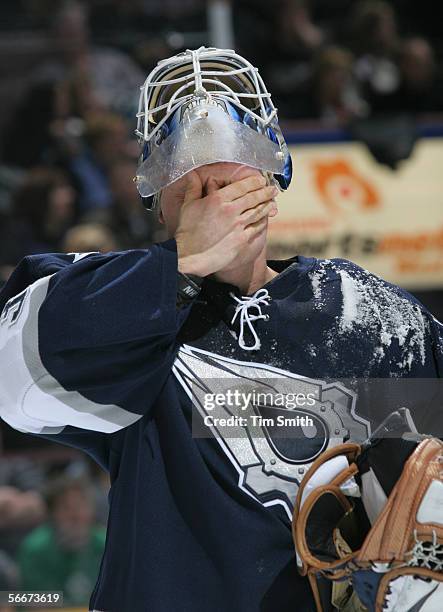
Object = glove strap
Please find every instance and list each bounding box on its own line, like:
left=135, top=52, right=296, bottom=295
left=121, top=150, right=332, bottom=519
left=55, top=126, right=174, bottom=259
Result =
left=176, top=271, right=204, bottom=308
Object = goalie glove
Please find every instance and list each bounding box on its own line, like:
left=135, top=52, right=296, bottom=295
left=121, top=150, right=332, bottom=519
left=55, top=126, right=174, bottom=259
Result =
left=292, top=420, right=443, bottom=612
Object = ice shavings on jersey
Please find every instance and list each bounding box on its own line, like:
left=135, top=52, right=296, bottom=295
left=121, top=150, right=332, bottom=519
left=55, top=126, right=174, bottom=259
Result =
left=310, top=268, right=325, bottom=299
left=338, top=270, right=359, bottom=331
left=338, top=268, right=427, bottom=370
left=307, top=344, right=317, bottom=358
left=311, top=260, right=429, bottom=372
left=310, top=265, right=327, bottom=301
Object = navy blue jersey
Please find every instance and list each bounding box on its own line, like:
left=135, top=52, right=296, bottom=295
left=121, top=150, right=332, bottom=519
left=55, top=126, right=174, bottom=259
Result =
left=0, top=239, right=442, bottom=612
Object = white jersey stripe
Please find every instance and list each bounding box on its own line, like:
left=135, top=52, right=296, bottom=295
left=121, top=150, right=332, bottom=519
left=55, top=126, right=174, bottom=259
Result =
left=0, top=274, right=142, bottom=434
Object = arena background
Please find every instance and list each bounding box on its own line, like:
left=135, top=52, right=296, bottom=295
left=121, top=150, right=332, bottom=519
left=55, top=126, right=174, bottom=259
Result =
left=0, top=1, right=442, bottom=609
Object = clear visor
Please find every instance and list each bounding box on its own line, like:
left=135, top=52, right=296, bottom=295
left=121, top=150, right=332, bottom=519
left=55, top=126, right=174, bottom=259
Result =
left=135, top=104, right=285, bottom=197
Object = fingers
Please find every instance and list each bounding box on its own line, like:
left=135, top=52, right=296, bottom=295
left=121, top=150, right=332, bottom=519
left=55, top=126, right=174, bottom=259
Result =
left=268, top=207, right=278, bottom=218
left=233, top=185, right=278, bottom=214
left=241, top=199, right=276, bottom=225
left=244, top=215, right=269, bottom=243
left=228, top=164, right=260, bottom=183
left=268, top=200, right=278, bottom=217
left=217, top=174, right=266, bottom=202
left=183, top=170, right=203, bottom=205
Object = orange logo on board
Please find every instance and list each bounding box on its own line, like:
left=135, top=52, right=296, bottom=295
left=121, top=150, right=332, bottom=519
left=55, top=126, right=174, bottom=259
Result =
left=312, top=159, right=380, bottom=213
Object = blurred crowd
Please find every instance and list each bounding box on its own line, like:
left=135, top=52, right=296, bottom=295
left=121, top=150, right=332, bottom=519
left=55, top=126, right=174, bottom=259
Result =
left=0, top=427, right=109, bottom=609
left=237, top=0, right=443, bottom=122
left=0, top=0, right=442, bottom=606
left=0, top=1, right=178, bottom=288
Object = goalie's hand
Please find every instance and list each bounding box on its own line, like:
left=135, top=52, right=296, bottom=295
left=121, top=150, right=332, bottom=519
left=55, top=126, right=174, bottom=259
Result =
left=176, top=168, right=278, bottom=277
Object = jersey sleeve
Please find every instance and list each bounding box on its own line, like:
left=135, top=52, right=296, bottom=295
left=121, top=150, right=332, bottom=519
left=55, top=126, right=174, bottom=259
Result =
left=0, top=241, right=188, bottom=438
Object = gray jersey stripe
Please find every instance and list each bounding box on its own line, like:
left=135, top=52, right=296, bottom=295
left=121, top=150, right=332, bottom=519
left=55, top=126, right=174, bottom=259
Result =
left=21, top=276, right=141, bottom=431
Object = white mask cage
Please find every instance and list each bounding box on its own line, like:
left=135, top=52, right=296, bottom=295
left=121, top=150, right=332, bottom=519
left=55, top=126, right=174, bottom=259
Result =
left=135, top=46, right=279, bottom=145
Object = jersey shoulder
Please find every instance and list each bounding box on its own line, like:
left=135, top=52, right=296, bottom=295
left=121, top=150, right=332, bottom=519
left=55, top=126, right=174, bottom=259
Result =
left=0, top=252, right=100, bottom=313
left=308, top=257, right=439, bottom=375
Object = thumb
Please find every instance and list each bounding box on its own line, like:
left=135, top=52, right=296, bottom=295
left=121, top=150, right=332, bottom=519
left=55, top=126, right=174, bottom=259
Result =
left=183, top=170, right=203, bottom=205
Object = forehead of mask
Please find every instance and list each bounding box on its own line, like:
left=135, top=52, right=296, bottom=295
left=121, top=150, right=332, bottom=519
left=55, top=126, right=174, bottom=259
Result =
left=148, top=59, right=260, bottom=126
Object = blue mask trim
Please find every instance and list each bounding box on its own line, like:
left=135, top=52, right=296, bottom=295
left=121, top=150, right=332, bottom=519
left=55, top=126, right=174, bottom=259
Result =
left=139, top=99, right=293, bottom=209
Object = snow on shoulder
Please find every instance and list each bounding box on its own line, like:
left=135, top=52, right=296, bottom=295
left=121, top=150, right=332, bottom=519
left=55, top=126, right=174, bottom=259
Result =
left=309, top=259, right=429, bottom=372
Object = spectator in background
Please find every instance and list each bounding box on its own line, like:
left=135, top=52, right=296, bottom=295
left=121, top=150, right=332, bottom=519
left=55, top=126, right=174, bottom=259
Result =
left=348, top=0, right=398, bottom=58
left=82, top=156, right=166, bottom=248
left=62, top=222, right=119, bottom=253
left=0, top=167, right=77, bottom=266
left=243, top=0, right=328, bottom=116
left=0, top=430, right=47, bottom=557
left=349, top=1, right=402, bottom=111
left=18, top=475, right=105, bottom=608
left=0, top=551, right=18, bottom=612
left=61, top=457, right=111, bottom=528
left=308, top=46, right=368, bottom=123
left=35, top=1, right=144, bottom=118
left=277, top=0, right=325, bottom=62
left=88, top=0, right=174, bottom=71
left=69, top=112, right=136, bottom=211
left=0, top=487, right=46, bottom=556
left=2, top=73, right=104, bottom=171
left=359, top=36, right=440, bottom=115
left=106, top=157, right=166, bottom=247
left=348, top=2, right=442, bottom=116
left=277, top=46, right=368, bottom=123
left=2, top=81, right=59, bottom=169
left=391, top=37, right=441, bottom=113
left=2, top=74, right=104, bottom=171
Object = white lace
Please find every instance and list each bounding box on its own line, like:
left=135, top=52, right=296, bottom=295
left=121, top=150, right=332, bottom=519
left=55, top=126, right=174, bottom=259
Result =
left=229, top=288, right=271, bottom=351
left=406, top=529, right=443, bottom=571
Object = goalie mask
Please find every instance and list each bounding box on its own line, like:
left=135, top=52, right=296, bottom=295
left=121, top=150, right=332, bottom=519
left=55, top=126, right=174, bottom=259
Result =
left=134, top=46, right=292, bottom=209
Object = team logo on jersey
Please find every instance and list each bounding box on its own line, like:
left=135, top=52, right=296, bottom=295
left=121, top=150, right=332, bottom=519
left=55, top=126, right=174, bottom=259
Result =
left=173, top=344, right=370, bottom=519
